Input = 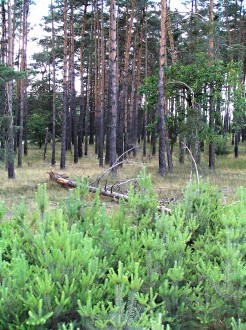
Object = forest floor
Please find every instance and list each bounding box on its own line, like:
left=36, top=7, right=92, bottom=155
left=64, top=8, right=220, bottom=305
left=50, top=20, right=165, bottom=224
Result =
left=1, top=141, right=246, bottom=215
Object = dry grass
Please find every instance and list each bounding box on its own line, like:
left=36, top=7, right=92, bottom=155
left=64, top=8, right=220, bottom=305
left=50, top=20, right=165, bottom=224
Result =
left=1, top=141, right=246, bottom=213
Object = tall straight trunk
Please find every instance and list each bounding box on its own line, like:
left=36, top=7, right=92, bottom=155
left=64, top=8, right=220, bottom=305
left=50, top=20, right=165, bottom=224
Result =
left=126, top=34, right=136, bottom=154
left=94, top=1, right=100, bottom=155
left=143, top=14, right=148, bottom=157
left=132, top=8, right=145, bottom=157
left=18, top=0, right=27, bottom=167
left=117, top=0, right=136, bottom=159
left=0, top=1, right=6, bottom=151
left=69, top=0, right=77, bottom=163
left=78, top=3, right=88, bottom=158
left=163, top=5, right=172, bottom=171
left=208, top=0, right=215, bottom=169
left=105, top=17, right=112, bottom=165
left=7, top=0, right=15, bottom=178
left=60, top=0, right=68, bottom=169
left=23, top=86, right=28, bottom=155
left=98, top=0, right=105, bottom=167
left=84, top=53, right=91, bottom=157
left=109, top=0, right=118, bottom=173
left=51, top=0, right=56, bottom=165
left=158, top=0, right=167, bottom=176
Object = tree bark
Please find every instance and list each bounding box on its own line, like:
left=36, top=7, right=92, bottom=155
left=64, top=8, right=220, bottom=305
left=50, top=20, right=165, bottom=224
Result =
left=0, top=1, right=6, bottom=152
left=7, top=0, right=15, bottom=178
left=109, top=0, right=118, bottom=174
left=18, top=0, right=27, bottom=168
left=98, top=0, right=105, bottom=167
left=158, top=0, right=167, bottom=176
left=117, top=0, right=136, bottom=160
left=208, top=0, right=215, bottom=169
left=69, top=0, right=78, bottom=163
left=51, top=0, right=56, bottom=166
left=60, top=0, right=68, bottom=169
left=78, top=2, right=88, bottom=158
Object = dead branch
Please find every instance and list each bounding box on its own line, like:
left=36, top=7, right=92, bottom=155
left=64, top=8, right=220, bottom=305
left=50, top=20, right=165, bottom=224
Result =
left=47, top=170, right=171, bottom=214
left=89, top=146, right=139, bottom=186
left=181, top=142, right=200, bottom=185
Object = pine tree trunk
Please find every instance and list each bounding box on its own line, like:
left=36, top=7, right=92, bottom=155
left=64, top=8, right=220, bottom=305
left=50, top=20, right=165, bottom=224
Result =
left=158, top=0, right=167, bottom=176
left=0, top=1, right=6, bottom=153
left=51, top=0, right=56, bottom=166
left=18, top=0, right=27, bottom=168
left=132, top=8, right=145, bottom=157
left=234, top=131, right=239, bottom=157
left=143, top=16, right=148, bottom=157
left=84, top=53, right=91, bottom=157
left=117, top=0, right=136, bottom=160
left=98, top=0, right=105, bottom=168
left=60, top=0, right=68, bottom=169
left=69, top=0, right=78, bottom=163
left=208, top=0, right=215, bottom=169
left=109, top=0, right=118, bottom=173
left=7, top=0, right=15, bottom=178
left=78, top=3, right=88, bottom=158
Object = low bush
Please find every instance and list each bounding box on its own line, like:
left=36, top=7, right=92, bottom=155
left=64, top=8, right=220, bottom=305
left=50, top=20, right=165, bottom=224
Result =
left=214, top=134, right=230, bottom=155
left=0, top=171, right=245, bottom=329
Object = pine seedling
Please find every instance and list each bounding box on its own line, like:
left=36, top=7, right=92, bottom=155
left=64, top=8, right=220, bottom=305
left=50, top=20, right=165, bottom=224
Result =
left=148, top=313, right=170, bottom=330
left=0, top=200, right=6, bottom=221
left=13, top=197, right=27, bottom=222
left=26, top=299, right=54, bottom=326
left=231, top=318, right=246, bottom=330
left=35, top=183, right=49, bottom=224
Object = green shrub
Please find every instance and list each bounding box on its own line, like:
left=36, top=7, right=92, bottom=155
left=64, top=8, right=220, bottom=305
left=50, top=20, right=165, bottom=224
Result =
left=214, top=134, right=230, bottom=155
left=0, top=172, right=245, bottom=329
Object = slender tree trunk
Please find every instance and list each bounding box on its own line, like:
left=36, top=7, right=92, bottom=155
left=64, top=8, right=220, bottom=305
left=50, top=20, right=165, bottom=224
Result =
left=69, top=0, right=78, bottom=163
left=109, top=0, right=118, bottom=173
left=94, top=1, right=100, bottom=155
left=60, top=0, right=68, bottom=169
left=84, top=53, right=91, bottom=157
left=208, top=0, right=215, bottom=169
left=143, top=15, right=148, bottom=157
left=7, top=0, right=15, bottom=178
left=158, top=0, right=167, bottom=176
left=98, top=0, right=105, bottom=167
left=43, top=127, right=49, bottom=160
left=133, top=8, right=145, bottom=157
left=0, top=1, right=6, bottom=152
left=78, top=3, right=88, bottom=158
left=234, top=130, right=239, bottom=157
left=117, top=0, right=136, bottom=160
left=51, top=0, right=56, bottom=165
left=18, top=0, right=27, bottom=168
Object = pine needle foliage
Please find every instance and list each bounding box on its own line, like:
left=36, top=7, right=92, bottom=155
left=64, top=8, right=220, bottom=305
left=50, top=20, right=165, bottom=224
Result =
left=0, top=171, right=245, bottom=329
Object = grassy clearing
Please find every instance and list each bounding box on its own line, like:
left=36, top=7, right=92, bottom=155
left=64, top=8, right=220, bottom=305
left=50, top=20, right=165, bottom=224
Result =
left=1, top=141, right=246, bottom=212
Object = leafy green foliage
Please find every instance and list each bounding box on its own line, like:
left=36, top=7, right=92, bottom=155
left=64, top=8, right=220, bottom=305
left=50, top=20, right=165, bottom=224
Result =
left=139, top=53, right=245, bottom=150
left=0, top=171, right=245, bottom=329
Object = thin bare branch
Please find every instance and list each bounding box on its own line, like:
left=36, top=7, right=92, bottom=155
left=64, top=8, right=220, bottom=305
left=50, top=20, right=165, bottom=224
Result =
left=181, top=142, right=200, bottom=185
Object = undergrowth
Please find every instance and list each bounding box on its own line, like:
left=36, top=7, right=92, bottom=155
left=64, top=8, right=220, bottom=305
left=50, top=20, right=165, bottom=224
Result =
left=0, top=171, right=245, bottom=329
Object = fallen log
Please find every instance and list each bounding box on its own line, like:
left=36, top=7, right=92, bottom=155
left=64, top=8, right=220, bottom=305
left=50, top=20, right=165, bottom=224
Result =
left=47, top=171, right=76, bottom=188
left=47, top=171, right=171, bottom=214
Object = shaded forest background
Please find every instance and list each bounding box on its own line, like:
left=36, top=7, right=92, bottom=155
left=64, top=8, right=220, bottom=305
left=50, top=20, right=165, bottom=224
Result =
left=0, top=0, right=246, bottom=178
